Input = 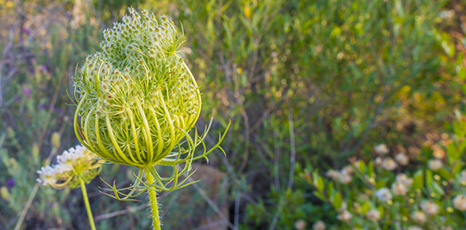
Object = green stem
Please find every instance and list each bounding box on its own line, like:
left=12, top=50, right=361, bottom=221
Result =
left=79, top=178, right=96, bottom=230
left=145, top=168, right=161, bottom=230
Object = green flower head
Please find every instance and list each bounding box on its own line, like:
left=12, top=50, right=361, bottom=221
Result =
left=73, top=8, right=201, bottom=168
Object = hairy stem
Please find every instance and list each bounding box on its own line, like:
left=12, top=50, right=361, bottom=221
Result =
left=80, top=178, right=96, bottom=230
left=145, top=168, right=161, bottom=230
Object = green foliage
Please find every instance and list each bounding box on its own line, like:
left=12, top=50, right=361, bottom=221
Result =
left=303, top=114, right=466, bottom=229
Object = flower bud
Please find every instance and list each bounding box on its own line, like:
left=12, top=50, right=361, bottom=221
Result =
left=51, top=132, right=61, bottom=148
left=73, top=9, right=201, bottom=168
left=0, top=186, right=10, bottom=202
left=32, top=143, right=39, bottom=159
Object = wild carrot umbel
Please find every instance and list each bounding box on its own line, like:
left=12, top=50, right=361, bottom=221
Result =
left=72, top=8, right=229, bottom=229
left=37, top=145, right=104, bottom=230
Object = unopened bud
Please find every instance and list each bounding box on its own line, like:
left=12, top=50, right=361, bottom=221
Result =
left=32, top=143, right=39, bottom=159
left=1, top=186, right=10, bottom=202
left=51, top=132, right=61, bottom=148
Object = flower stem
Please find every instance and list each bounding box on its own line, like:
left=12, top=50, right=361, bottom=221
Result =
left=145, top=168, right=161, bottom=230
left=79, top=178, right=96, bottom=230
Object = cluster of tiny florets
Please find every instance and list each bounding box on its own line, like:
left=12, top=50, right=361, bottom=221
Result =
left=73, top=8, right=201, bottom=167
left=37, top=145, right=104, bottom=189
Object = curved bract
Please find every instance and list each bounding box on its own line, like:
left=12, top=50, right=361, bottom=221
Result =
left=73, top=8, right=201, bottom=168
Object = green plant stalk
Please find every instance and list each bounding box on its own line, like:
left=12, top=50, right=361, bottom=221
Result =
left=79, top=178, right=96, bottom=230
left=145, top=168, right=161, bottom=230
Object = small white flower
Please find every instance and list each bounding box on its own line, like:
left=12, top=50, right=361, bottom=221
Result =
left=411, top=211, right=426, bottom=223
left=312, top=220, right=325, bottom=230
left=366, top=210, right=380, bottom=221
left=428, top=159, right=443, bottom=171
left=382, top=158, right=397, bottom=171
left=391, top=181, right=407, bottom=196
left=294, top=220, right=306, bottom=230
left=395, top=153, right=409, bottom=166
left=342, top=165, right=354, bottom=175
left=340, top=170, right=352, bottom=184
left=375, top=188, right=392, bottom=202
left=453, top=195, right=466, bottom=211
left=374, top=157, right=382, bottom=166
left=421, top=201, right=439, bottom=215
left=374, top=144, right=389, bottom=155
left=408, top=226, right=423, bottom=230
left=337, top=210, right=352, bottom=222
left=326, top=170, right=340, bottom=180
left=396, top=173, right=413, bottom=187
left=439, top=10, right=454, bottom=19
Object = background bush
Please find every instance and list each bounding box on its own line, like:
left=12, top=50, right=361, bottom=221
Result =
left=1, top=0, right=466, bottom=229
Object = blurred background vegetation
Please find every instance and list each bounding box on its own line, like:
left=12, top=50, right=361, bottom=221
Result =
left=1, top=0, right=466, bottom=229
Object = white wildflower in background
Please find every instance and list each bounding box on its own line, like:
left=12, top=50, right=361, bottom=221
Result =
left=439, top=10, right=455, bottom=19
left=382, top=158, right=397, bottom=171
left=343, top=165, right=354, bottom=174
left=294, top=220, right=306, bottom=230
left=374, top=157, right=383, bottom=166
left=391, top=181, right=407, bottom=196
left=326, top=170, right=340, bottom=180
left=408, top=226, right=423, bottom=230
left=453, top=195, right=466, bottom=211
left=337, top=210, right=352, bottom=222
left=375, top=188, right=392, bottom=202
left=421, top=201, right=439, bottom=215
left=411, top=211, right=426, bottom=223
left=339, top=169, right=352, bottom=184
left=366, top=210, right=380, bottom=221
left=37, top=145, right=104, bottom=189
left=374, top=144, right=389, bottom=155
left=312, top=220, right=326, bottom=230
left=395, top=152, right=409, bottom=166
left=428, top=159, right=443, bottom=171
left=396, top=173, right=413, bottom=186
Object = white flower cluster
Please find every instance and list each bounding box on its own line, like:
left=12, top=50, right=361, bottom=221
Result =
left=326, top=165, right=354, bottom=184
left=453, top=195, right=466, bottom=211
left=391, top=173, right=413, bottom=196
left=37, top=145, right=103, bottom=189
left=374, top=144, right=389, bottom=155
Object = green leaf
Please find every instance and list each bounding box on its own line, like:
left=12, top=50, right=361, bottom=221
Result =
left=313, top=191, right=327, bottom=202
left=327, top=182, right=334, bottom=197
left=377, top=205, right=385, bottom=217
left=447, top=143, right=459, bottom=161
left=426, top=170, right=433, bottom=187
left=459, top=140, right=466, bottom=154
left=359, top=161, right=366, bottom=174
left=453, top=161, right=464, bottom=176
left=438, top=168, right=451, bottom=180
left=317, top=176, right=325, bottom=192
left=432, top=182, right=445, bottom=195
left=360, top=202, right=370, bottom=215
left=367, top=161, right=374, bottom=178
left=459, top=67, right=466, bottom=80
left=354, top=223, right=364, bottom=229
left=333, top=192, right=343, bottom=210
left=412, top=173, right=424, bottom=190
left=312, top=171, right=319, bottom=184
left=375, top=180, right=385, bottom=190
